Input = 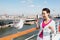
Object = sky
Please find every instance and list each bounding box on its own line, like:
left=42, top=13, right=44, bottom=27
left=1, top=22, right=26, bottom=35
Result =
left=0, top=0, right=60, bottom=16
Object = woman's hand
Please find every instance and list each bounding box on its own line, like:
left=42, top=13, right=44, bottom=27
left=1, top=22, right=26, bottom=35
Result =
left=49, top=26, right=54, bottom=33
left=49, top=26, right=52, bottom=29
left=35, top=19, right=39, bottom=24
left=35, top=19, right=39, bottom=29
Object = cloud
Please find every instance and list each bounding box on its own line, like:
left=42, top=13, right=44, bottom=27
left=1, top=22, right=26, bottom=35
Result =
left=44, top=1, right=47, bottom=5
left=20, top=0, right=33, bottom=4
left=28, top=4, right=35, bottom=7
left=27, top=0, right=33, bottom=3
left=20, top=0, right=26, bottom=3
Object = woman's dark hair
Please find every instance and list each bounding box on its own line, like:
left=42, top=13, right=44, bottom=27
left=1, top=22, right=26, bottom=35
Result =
left=42, top=8, right=50, bottom=13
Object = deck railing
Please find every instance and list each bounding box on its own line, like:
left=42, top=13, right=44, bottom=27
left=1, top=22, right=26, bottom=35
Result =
left=0, top=27, right=38, bottom=40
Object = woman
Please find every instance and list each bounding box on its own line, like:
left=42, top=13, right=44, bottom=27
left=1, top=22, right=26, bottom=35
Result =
left=36, top=8, right=56, bottom=40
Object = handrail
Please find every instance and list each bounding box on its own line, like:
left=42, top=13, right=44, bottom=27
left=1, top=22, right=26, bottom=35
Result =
left=0, top=27, right=38, bottom=40
left=25, top=34, right=37, bottom=40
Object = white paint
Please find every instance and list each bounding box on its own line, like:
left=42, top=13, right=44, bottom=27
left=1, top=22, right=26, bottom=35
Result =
left=25, top=34, right=37, bottom=40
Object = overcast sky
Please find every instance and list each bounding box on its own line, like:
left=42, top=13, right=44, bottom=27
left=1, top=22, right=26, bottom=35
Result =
left=0, top=0, right=60, bottom=16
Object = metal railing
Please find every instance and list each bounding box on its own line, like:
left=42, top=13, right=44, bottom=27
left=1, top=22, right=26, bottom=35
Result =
left=0, top=27, right=38, bottom=40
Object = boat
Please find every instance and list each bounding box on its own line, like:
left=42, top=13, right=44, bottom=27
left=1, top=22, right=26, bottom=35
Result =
left=0, top=20, right=13, bottom=29
left=55, top=17, right=60, bottom=19
left=24, top=18, right=36, bottom=25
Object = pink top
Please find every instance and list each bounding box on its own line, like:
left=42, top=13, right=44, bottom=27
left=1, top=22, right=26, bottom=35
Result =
left=39, top=19, right=52, bottom=38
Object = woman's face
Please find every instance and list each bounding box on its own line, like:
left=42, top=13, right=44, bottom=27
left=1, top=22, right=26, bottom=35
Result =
left=42, top=11, right=49, bottom=19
